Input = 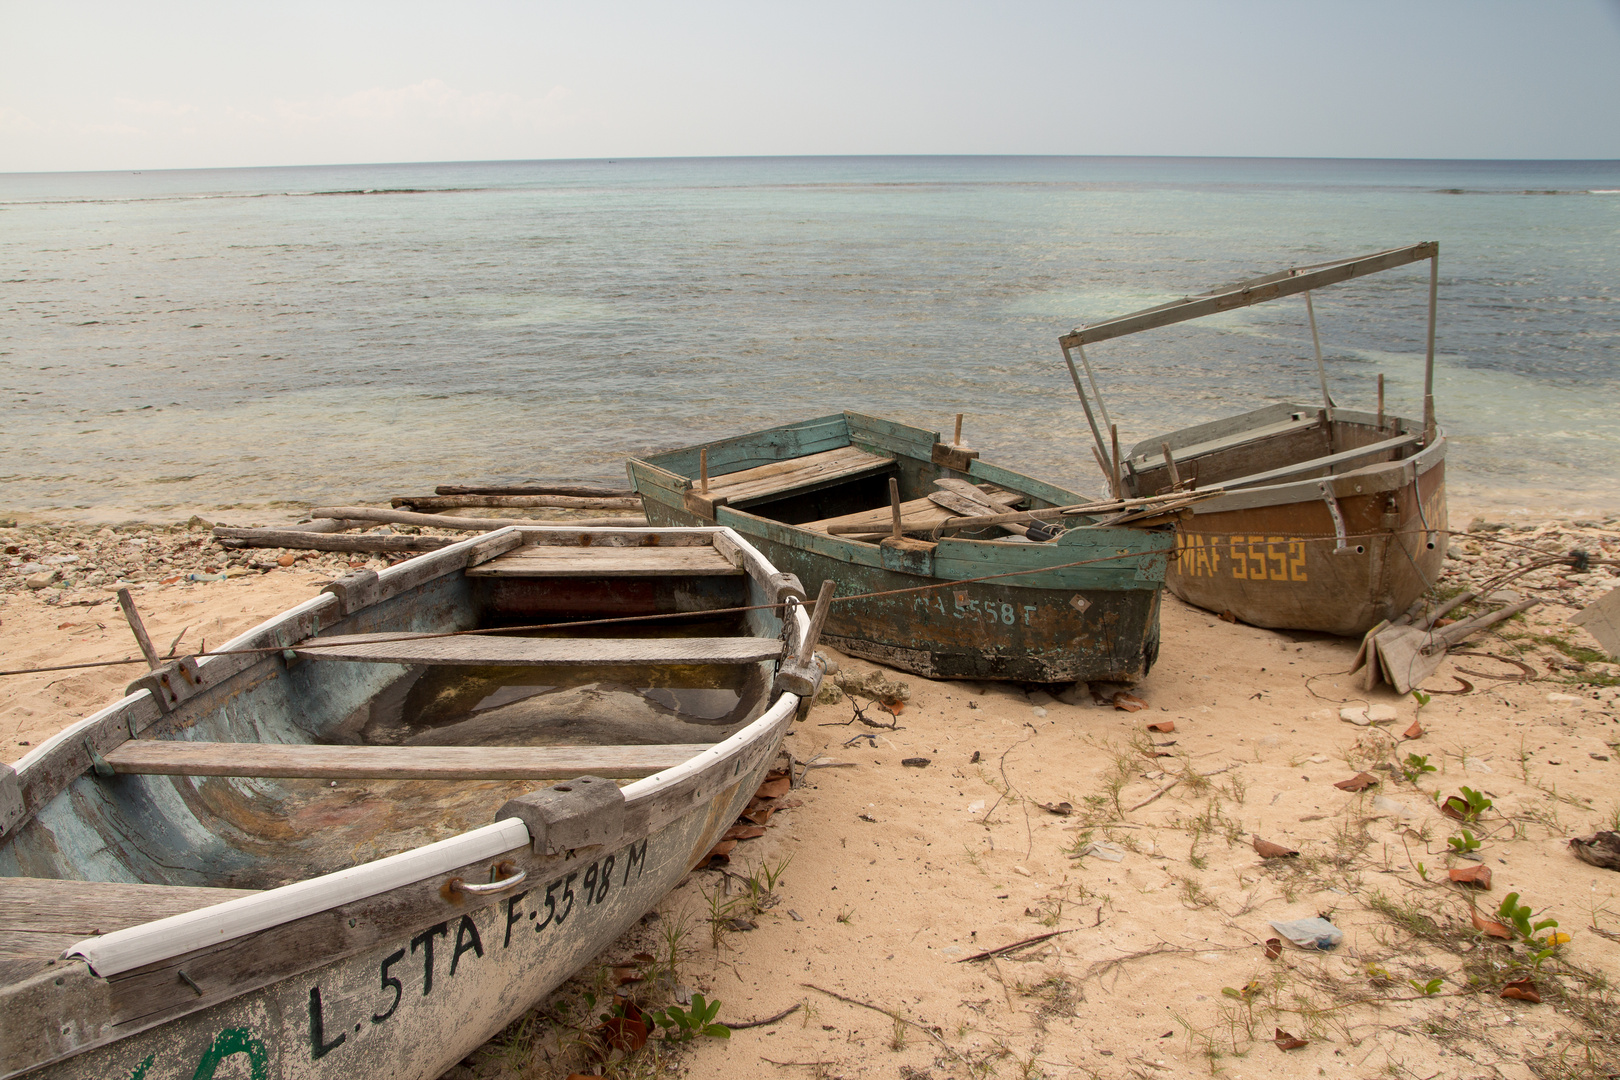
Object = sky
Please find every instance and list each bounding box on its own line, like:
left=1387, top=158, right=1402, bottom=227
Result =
left=2, top=1, right=1618, bottom=173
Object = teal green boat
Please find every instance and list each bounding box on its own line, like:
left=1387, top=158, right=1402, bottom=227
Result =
left=628, top=413, right=1174, bottom=684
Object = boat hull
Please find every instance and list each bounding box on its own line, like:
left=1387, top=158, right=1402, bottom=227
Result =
left=643, top=504, right=1165, bottom=683
left=1164, top=451, right=1447, bottom=636
left=18, top=724, right=782, bottom=1080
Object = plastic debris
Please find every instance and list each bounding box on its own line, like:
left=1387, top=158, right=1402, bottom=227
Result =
left=1268, top=917, right=1344, bottom=951
left=1072, top=841, right=1126, bottom=862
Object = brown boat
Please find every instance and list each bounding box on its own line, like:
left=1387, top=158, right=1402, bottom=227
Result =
left=1058, top=243, right=1448, bottom=636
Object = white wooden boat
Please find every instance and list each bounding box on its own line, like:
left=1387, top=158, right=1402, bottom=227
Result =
left=0, top=526, right=820, bottom=1080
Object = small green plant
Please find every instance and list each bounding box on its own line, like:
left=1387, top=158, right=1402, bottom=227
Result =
left=1409, top=977, right=1443, bottom=996
left=1446, top=829, right=1481, bottom=856
left=1415, top=861, right=1428, bottom=881
left=836, top=907, right=854, bottom=924
left=1496, top=892, right=1563, bottom=950
left=1440, top=786, right=1493, bottom=823
left=1401, top=753, right=1437, bottom=784
left=646, top=994, right=731, bottom=1042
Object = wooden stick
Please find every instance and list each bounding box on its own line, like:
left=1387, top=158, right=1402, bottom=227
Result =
left=1432, top=597, right=1539, bottom=650
left=115, top=588, right=162, bottom=670
left=1377, top=373, right=1385, bottom=430
left=956, top=929, right=1076, bottom=963
left=213, top=530, right=455, bottom=554
left=306, top=507, right=647, bottom=531
left=393, top=494, right=642, bottom=511
left=728, top=1004, right=803, bottom=1030
left=1109, top=424, right=1124, bottom=499
left=1091, top=445, right=1118, bottom=499
left=953, top=413, right=963, bottom=444
left=1419, top=590, right=1474, bottom=631
left=435, top=483, right=632, bottom=498
left=1161, top=443, right=1182, bottom=489
left=888, top=477, right=903, bottom=539
left=700, top=448, right=710, bottom=493
left=798, top=579, right=837, bottom=666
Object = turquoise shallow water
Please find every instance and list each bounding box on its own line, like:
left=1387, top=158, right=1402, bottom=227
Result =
left=1, top=156, right=1616, bottom=521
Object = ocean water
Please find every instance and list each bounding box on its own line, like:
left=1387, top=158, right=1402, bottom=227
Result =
left=2, top=156, right=1616, bottom=522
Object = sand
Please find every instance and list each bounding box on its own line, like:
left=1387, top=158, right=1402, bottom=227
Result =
left=4, top=514, right=1619, bottom=1079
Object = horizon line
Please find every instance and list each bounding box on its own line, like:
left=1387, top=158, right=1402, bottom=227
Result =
left=5, top=152, right=1620, bottom=179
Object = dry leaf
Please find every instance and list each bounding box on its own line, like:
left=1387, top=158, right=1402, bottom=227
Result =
left=1146, top=720, right=1176, bottom=733
left=1273, top=1028, right=1308, bottom=1051
left=595, top=1004, right=649, bottom=1053
left=1140, top=749, right=1172, bottom=759
left=1448, top=865, right=1492, bottom=889
left=740, top=805, right=776, bottom=825
left=1037, top=801, right=1074, bottom=816
left=1500, top=977, right=1541, bottom=1003
left=704, top=840, right=737, bottom=863
left=1219, top=611, right=1238, bottom=624
left=723, top=824, right=768, bottom=841
left=882, top=700, right=905, bottom=716
left=1264, top=938, right=1283, bottom=960
left=1113, top=692, right=1147, bottom=712
left=1252, top=835, right=1300, bottom=859
left=1439, top=795, right=1470, bottom=821
left=568, top=1075, right=605, bottom=1080
left=631, top=952, right=655, bottom=963
left=1471, top=907, right=1512, bottom=940
left=1402, top=720, right=1424, bottom=739
left=755, top=776, right=792, bottom=799
left=1333, top=772, right=1380, bottom=792
left=610, top=966, right=642, bottom=986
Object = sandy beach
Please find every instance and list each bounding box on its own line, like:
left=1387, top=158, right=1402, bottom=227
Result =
left=3, top=510, right=1618, bottom=1079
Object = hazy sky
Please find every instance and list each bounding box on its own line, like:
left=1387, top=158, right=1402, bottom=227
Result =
left=3, top=1, right=1618, bottom=173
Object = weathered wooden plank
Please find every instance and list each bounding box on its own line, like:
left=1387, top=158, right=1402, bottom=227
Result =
left=293, top=633, right=783, bottom=666
left=435, top=484, right=634, bottom=498
left=803, top=496, right=951, bottom=536
left=844, top=412, right=941, bottom=458
left=519, top=529, right=715, bottom=548
left=394, top=495, right=643, bottom=510
left=641, top=414, right=852, bottom=480
left=466, top=545, right=743, bottom=577
left=965, top=458, right=1086, bottom=509
left=1061, top=243, right=1438, bottom=347
left=702, top=446, right=896, bottom=506
left=102, top=742, right=708, bottom=781
left=214, top=529, right=454, bottom=553
left=307, top=506, right=647, bottom=531
left=0, top=879, right=258, bottom=936
left=1216, top=432, right=1424, bottom=490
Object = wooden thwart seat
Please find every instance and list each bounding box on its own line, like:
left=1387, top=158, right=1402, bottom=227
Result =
left=292, top=633, right=784, bottom=666
left=701, top=445, right=896, bottom=508
left=101, top=742, right=712, bottom=781
left=466, top=544, right=743, bottom=578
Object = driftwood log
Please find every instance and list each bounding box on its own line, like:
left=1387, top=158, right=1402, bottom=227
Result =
left=434, top=484, right=633, bottom=498
left=213, top=529, right=455, bottom=554
left=308, top=507, right=648, bottom=531
left=393, top=494, right=642, bottom=511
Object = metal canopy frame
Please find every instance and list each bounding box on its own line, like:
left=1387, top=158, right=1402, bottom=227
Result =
left=1058, top=241, right=1441, bottom=478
